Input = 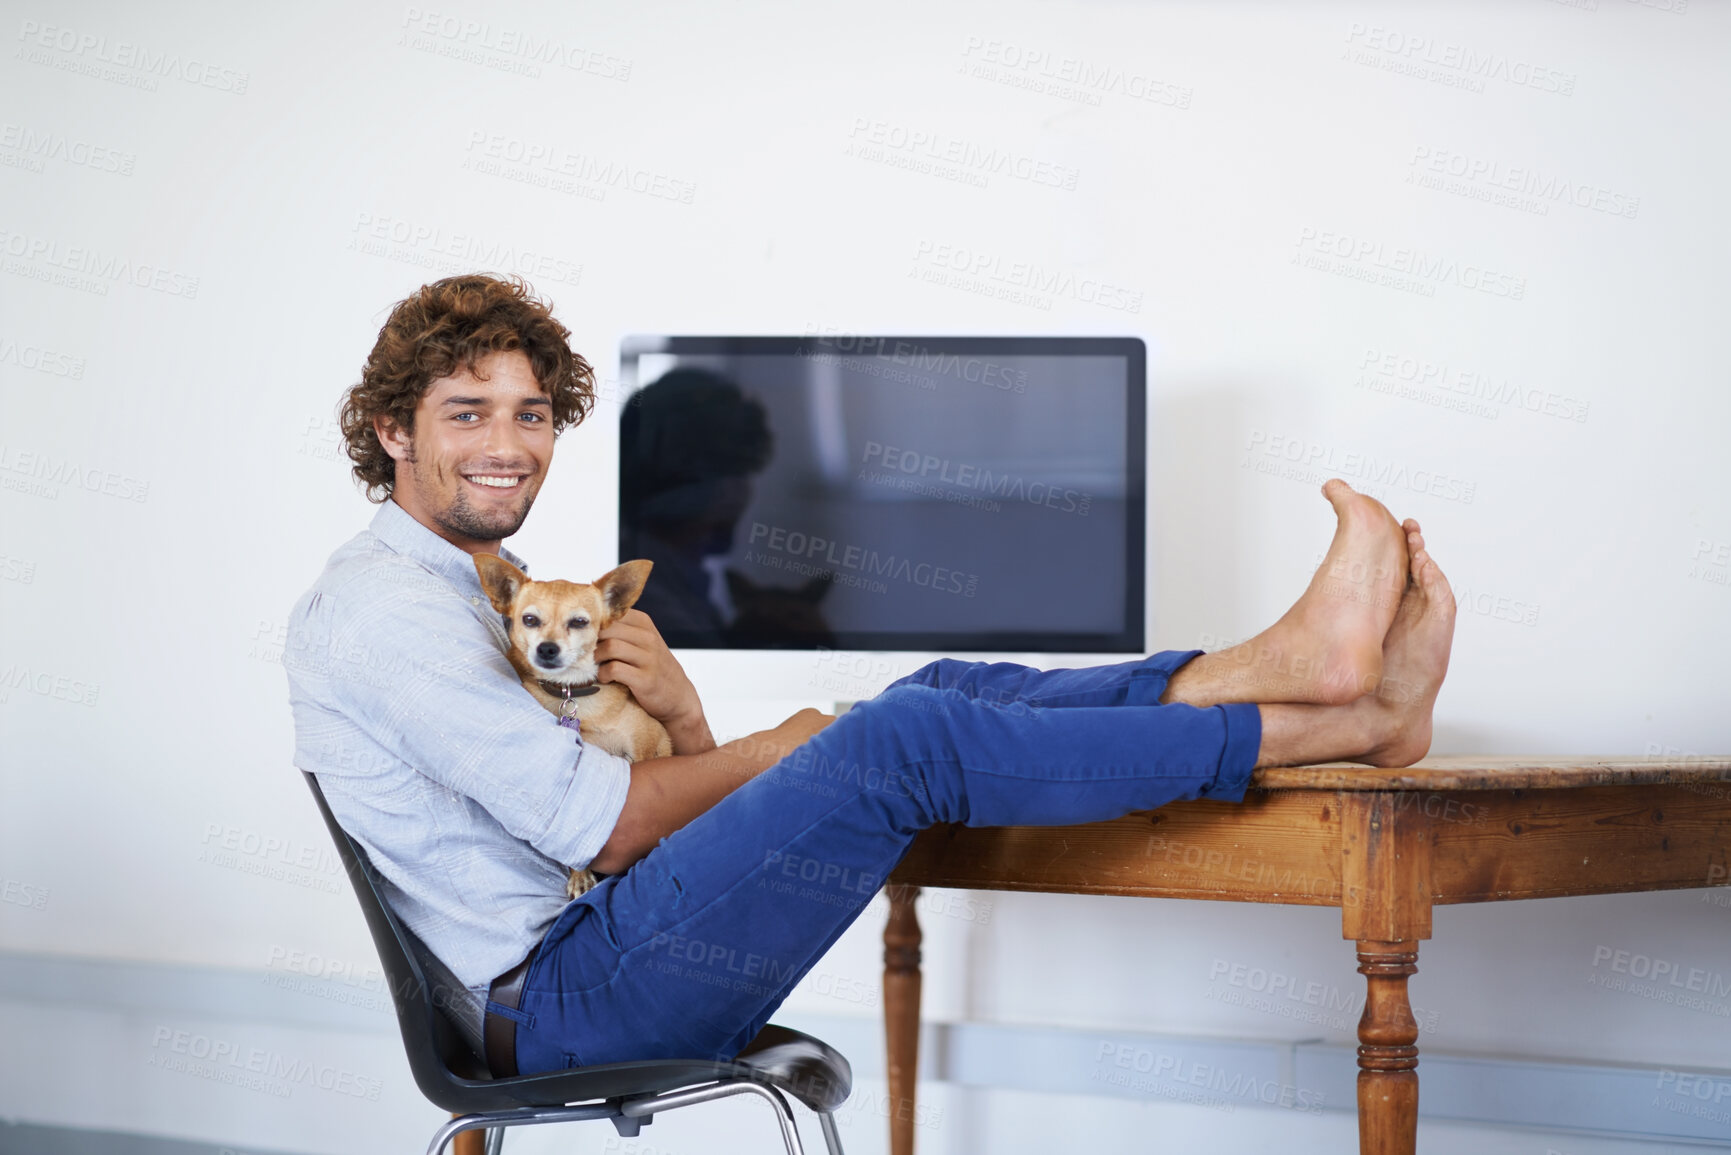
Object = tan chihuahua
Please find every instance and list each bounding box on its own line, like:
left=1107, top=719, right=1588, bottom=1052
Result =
left=474, top=555, right=672, bottom=899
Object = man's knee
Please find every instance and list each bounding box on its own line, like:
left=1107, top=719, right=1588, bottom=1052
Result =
left=794, top=688, right=943, bottom=815
left=886, top=659, right=944, bottom=690
left=887, top=658, right=977, bottom=692
left=847, top=684, right=959, bottom=763
left=869, top=681, right=955, bottom=716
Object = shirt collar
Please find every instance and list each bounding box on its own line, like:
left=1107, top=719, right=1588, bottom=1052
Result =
left=368, top=498, right=530, bottom=603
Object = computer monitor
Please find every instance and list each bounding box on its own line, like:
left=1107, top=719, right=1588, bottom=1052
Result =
left=618, top=335, right=1145, bottom=653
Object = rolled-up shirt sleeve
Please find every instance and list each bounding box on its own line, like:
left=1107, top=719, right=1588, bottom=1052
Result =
left=289, top=566, right=631, bottom=871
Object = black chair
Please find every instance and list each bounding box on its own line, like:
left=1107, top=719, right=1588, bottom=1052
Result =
left=303, top=773, right=850, bottom=1155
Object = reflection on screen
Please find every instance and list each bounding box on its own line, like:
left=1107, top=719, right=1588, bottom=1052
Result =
left=620, top=338, right=1141, bottom=651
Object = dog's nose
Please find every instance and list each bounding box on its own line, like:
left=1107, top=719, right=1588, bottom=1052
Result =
left=535, top=642, right=561, bottom=664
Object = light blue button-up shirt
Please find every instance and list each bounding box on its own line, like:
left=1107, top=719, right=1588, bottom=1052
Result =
left=283, top=498, right=631, bottom=1047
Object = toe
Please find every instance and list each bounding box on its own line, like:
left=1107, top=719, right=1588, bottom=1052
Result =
left=1416, top=553, right=1453, bottom=603
left=1424, top=556, right=1451, bottom=594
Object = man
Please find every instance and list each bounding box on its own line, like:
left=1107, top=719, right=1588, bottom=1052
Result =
left=285, top=274, right=1455, bottom=1078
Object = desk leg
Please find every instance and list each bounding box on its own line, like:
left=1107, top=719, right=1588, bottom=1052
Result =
left=1354, top=940, right=1420, bottom=1155
left=1340, top=791, right=1432, bottom=1155
left=884, top=884, right=923, bottom=1155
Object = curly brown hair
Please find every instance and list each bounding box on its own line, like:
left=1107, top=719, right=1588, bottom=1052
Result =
left=339, top=274, right=595, bottom=501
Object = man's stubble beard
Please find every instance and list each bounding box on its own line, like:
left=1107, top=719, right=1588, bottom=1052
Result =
left=406, top=441, right=537, bottom=543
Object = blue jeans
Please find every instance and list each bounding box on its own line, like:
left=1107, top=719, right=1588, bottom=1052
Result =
left=511, top=650, right=1261, bottom=1072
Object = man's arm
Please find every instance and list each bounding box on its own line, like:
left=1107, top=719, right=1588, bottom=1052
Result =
left=589, top=708, right=834, bottom=875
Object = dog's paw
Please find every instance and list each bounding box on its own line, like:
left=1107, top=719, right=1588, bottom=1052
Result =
left=566, top=868, right=598, bottom=900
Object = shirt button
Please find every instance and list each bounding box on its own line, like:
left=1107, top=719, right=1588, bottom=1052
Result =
left=470, top=597, right=480, bottom=605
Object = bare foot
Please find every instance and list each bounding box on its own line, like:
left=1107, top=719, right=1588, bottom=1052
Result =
left=1168, top=479, right=1408, bottom=707
left=1352, top=525, right=1456, bottom=767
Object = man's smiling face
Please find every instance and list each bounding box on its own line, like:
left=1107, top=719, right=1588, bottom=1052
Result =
left=375, top=348, right=555, bottom=553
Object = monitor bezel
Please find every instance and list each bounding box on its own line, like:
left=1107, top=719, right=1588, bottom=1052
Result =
left=618, top=334, right=1146, bottom=653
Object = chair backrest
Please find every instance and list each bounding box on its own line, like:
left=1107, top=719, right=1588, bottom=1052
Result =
left=301, top=772, right=492, bottom=1105
left=301, top=771, right=800, bottom=1118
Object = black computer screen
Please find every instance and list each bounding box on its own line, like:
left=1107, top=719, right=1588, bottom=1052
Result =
left=619, top=335, right=1145, bottom=652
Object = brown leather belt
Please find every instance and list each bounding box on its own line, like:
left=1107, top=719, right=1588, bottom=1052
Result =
left=484, top=950, right=535, bottom=1078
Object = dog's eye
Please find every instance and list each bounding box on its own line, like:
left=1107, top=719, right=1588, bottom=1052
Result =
left=521, top=613, right=540, bottom=628
left=568, top=616, right=590, bottom=630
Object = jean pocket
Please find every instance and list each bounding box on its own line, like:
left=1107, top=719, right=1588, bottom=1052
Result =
left=597, top=905, right=624, bottom=952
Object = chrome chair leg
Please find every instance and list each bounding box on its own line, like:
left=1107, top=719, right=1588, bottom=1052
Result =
left=483, top=1126, right=505, bottom=1155
left=426, top=1115, right=474, bottom=1155
left=818, top=1111, right=845, bottom=1154
left=622, top=1081, right=806, bottom=1155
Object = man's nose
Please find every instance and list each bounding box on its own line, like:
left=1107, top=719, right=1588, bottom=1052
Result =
left=483, top=408, right=533, bottom=458
left=536, top=641, right=560, bottom=662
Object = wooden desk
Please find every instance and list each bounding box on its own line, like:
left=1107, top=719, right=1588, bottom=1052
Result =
left=879, top=757, right=1731, bottom=1155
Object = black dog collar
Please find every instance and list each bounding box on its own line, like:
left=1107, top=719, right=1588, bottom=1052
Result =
left=538, top=680, right=601, bottom=700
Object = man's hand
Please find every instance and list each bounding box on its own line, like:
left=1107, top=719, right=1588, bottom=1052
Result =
left=595, top=608, right=714, bottom=754
left=766, top=707, right=837, bottom=753
left=715, top=707, right=837, bottom=771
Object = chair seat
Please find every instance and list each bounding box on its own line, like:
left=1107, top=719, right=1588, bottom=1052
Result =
left=735, top=1024, right=852, bottom=1113
left=425, top=1020, right=851, bottom=1116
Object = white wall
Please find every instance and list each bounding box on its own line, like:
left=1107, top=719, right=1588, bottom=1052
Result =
left=2, top=1, right=1728, bottom=1152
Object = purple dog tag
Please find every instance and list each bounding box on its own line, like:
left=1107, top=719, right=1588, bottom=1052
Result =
left=557, top=714, right=582, bottom=738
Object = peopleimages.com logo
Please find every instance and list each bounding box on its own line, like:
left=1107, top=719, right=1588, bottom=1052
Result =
left=746, top=522, right=980, bottom=598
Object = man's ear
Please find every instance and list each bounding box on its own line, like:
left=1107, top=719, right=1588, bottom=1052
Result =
left=373, top=413, right=412, bottom=463
left=595, top=560, right=654, bottom=622
left=474, top=554, right=528, bottom=613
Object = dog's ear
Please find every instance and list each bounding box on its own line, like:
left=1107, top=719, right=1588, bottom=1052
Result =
left=474, top=554, right=529, bottom=613
left=595, top=559, right=654, bottom=622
